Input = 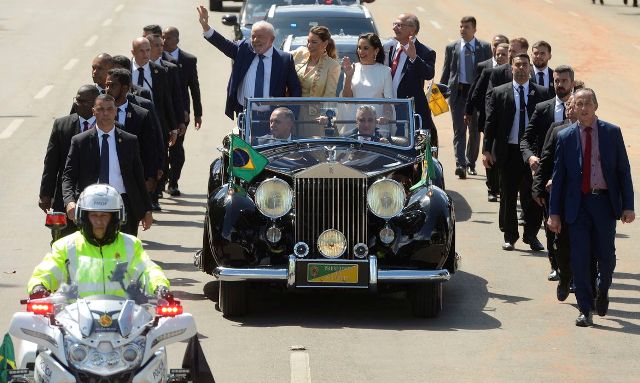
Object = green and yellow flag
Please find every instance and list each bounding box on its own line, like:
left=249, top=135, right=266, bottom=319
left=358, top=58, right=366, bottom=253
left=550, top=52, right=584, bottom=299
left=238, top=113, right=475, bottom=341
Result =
left=0, top=333, right=16, bottom=383
left=410, top=136, right=436, bottom=191
left=228, top=135, right=268, bottom=183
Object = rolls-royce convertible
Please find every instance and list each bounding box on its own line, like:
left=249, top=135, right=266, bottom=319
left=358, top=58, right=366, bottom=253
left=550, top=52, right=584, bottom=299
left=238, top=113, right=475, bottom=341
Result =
left=195, top=97, right=458, bottom=318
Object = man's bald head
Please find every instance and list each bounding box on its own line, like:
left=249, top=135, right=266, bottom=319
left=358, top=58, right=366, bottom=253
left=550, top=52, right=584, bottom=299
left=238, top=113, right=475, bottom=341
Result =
left=162, top=26, right=180, bottom=52
left=91, top=53, right=113, bottom=87
left=131, top=37, right=151, bottom=66
left=75, top=85, right=101, bottom=119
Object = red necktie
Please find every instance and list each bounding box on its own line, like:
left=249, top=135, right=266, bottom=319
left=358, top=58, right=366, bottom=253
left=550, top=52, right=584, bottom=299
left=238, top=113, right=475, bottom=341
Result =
left=391, top=45, right=404, bottom=77
left=581, top=126, right=592, bottom=193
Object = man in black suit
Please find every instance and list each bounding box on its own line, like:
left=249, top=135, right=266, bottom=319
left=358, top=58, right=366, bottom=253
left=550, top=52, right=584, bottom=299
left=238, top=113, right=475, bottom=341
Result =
left=383, top=13, right=436, bottom=143
left=69, top=54, right=113, bottom=115
left=62, top=94, right=153, bottom=236
left=143, top=24, right=178, bottom=65
left=39, top=85, right=100, bottom=239
left=197, top=6, right=301, bottom=122
left=163, top=26, right=203, bottom=196
left=112, top=55, right=153, bottom=101
left=522, top=65, right=574, bottom=280
left=487, top=37, right=529, bottom=91
left=440, top=16, right=492, bottom=178
left=483, top=53, right=551, bottom=251
left=530, top=41, right=555, bottom=97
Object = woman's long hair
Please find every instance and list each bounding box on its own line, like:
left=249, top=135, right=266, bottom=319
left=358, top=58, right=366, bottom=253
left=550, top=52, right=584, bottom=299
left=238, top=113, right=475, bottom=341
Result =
left=309, top=26, right=337, bottom=59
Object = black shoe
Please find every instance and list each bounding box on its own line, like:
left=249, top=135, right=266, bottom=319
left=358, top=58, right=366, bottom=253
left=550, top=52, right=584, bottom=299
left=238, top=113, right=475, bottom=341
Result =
left=595, top=290, right=609, bottom=317
left=167, top=186, right=181, bottom=197
left=487, top=193, right=498, bottom=202
left=151, top=201, right=162, bottom=211
left=548, top=269, right=560, bottom=281
left=575, top=312, right=593, bottom=327
left=467, top=166, right=477, bottom=176
left=455, top=166, right=467, bottom=179
left=523, top=237, right=545, bottom=251
left=502, top=242, right=514, bottom=251
left=557, top=280, right=570, bottom=301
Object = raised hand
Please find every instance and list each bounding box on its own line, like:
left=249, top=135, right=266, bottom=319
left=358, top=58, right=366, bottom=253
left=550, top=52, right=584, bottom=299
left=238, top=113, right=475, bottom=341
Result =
left=197, top=5, right=210, bottom=31
left=406, top=36, right=417, bottom=60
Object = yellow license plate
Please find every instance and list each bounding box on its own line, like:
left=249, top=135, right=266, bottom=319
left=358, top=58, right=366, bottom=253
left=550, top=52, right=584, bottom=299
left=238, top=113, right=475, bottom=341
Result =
left=307, top=263, right=358, bottom=284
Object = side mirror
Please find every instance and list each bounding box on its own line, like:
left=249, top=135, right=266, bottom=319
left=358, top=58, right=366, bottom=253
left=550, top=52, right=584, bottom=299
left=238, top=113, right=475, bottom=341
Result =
left=221, top=14, right=238, bottom=26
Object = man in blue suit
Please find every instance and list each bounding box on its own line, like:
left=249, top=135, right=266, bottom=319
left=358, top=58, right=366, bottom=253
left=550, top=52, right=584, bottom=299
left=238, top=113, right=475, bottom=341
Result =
left=197, top=5, right=301, bottom=123
left=548, top=88, right=635, bottom=327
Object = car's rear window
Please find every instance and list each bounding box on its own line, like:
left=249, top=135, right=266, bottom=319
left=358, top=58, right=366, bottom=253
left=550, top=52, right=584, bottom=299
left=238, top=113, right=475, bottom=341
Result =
left=269, top=16, right=376, bottom=46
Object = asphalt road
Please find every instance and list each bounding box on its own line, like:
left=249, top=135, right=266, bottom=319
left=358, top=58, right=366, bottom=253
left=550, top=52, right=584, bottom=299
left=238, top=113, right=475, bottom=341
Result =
left=0, top=1, right=639, bottom=382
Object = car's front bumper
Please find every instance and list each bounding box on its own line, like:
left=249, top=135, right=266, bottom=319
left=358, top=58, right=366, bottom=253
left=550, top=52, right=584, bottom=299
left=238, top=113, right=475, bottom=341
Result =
left=213, top=255, right=451, bottom=290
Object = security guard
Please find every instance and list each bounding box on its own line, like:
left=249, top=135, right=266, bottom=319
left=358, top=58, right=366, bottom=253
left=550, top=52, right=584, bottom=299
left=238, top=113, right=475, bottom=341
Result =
left=28, top=184, right=172, bottom=301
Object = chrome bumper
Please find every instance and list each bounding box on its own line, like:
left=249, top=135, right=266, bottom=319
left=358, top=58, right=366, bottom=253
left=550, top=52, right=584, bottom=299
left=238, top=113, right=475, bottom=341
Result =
left=213, top=255, right=451, bottom=288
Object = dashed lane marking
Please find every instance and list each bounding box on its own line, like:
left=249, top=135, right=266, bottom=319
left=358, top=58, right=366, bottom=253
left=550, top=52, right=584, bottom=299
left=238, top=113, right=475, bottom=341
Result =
left=569, top=11, right=581, bottom=17
left=0, top=119, right=24, bottom=139
left=416, top=6, right=426, bottom=12
left=544, top=0, right=553, bottom=4
left=63, top=58, right=78, bottom=71
left=430, top=20, right=442, bottom=30
left=102, top=18, right=112, bottom=26
left=84, top=35, right=98, bottom=47
left=34, top=85, right=53, bottom=100
left=290, top=351, right=311, bottom=383
left=115, top=4, right=124, bottom=12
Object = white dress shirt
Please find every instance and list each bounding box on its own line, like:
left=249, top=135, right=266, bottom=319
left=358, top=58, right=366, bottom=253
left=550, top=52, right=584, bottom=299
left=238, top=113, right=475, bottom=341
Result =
left=116, top=100, right=129, bottom=127
left=509, top=80, right=530, bottom=144
left=459, top=37, right=477, bottom=84
left=554, top=96, right=566, bottom=123
left=95, top=125, right=126, bottom=194
left=132, top=61, right=153, bottom=92
left=79, top=116, right=96, bottom=132
left=390, top=38, right=416, bottom=98
left=169, top=47, right=180, bottom=61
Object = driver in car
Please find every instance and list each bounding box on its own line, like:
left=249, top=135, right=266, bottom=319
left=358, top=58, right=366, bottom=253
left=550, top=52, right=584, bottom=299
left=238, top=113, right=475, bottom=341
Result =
left=256, top=107, right=295, bottom=143
left=344, top=105, right=389, bottom=142
left=28, top=184, right=173, bottom=302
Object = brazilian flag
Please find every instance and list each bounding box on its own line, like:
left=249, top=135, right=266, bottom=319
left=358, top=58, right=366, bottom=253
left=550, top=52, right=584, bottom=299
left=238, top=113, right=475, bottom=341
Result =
left=410, top=135, right=436, bottom=191
left=0, top=333, right=16, bottom=383
left=228, top=135, right=268, bottom=182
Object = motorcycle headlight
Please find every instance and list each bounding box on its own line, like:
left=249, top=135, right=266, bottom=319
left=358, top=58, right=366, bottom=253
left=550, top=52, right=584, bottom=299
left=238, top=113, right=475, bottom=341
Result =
left=69, top=343, right=88, bottom=363
left=367, top=179, right=405, bottom=219
left=121, top=343, right=143, bottom=365
left=255, top=178, right=293, bottom=219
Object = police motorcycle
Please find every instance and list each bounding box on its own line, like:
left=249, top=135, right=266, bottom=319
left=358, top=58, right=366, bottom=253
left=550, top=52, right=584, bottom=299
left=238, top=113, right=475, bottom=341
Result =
left=8, top=262, right=197, bottom=383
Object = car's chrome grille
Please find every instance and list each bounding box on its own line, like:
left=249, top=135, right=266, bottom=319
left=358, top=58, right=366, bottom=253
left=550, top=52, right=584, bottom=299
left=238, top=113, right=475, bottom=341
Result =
left=294, top=177, right=367, bottom=259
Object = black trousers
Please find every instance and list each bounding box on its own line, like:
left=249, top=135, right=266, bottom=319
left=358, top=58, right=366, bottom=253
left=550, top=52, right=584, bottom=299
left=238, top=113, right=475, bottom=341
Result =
left=485, top=165, right=500, bottom=195
left=168, top=133, right=186, bottom=187
left=120, top=194, right=139, bottom=237
left=498, top=144, right=543, bottom=243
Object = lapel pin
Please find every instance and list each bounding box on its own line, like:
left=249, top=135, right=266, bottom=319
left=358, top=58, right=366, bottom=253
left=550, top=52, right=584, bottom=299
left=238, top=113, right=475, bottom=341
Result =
left=154, top=69, right=158, bottom=74
left=127, top=112, right=132, bottom=118
left=118, top=138, right=122, bottom=143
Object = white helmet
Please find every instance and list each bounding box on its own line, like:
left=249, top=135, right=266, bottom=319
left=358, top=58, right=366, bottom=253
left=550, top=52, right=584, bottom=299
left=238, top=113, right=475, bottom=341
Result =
left=75, top=184, right=126, bottom=225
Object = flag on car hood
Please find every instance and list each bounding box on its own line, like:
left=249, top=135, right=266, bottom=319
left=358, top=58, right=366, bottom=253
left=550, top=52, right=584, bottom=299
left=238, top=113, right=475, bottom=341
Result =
left=0, top=333, right=16, bottom=382
left=228, top=134, right=268, bottom=182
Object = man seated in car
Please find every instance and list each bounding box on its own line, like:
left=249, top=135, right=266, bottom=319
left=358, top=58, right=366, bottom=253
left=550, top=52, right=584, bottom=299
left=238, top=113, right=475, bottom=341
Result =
left=255, top=107, right=295, bottom=144
left=343, top=105, right=389, bottom=142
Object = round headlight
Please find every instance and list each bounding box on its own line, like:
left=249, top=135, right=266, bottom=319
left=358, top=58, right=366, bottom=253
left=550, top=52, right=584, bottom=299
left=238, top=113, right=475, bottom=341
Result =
left=122, top=344, right=142, bottom=364
left=367, top=179, right=405, bottom=219
left=69, top=344, right=88, bottom=363
left=317, top=229, right=347, bottom=259
left=255, top=178, right=293, bottom=219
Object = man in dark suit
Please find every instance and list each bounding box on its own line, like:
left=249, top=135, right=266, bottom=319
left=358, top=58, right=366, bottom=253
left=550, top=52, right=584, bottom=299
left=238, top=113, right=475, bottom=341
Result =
left=487, top=37, right=529, bottom=91
left=440, top=16, right=492, bottom=178
left=483, top=53, right=551, bottom=251
left=197, top=6, right=301, bottom=122
left=530, top=41, right=555, bottom=97
left=163, top=26, right=203, bottom=196
left=383, top=13, right=436, bottom=143
left=39, top=85, right=100, bottom=239
left=256, top=107, right=296, bottom=144
left=548, top=88, right=635, bottom=327
left=62, top=94, right=153, bottom=236
left=69, top=54, right=113, bottom=115
left=466, top=37, right=509, bottom=202
left=112, top=55, right=153, bottom=101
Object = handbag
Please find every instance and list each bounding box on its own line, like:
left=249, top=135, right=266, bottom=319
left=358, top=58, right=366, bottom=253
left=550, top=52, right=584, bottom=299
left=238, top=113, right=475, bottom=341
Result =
left=427, top=82, right=449, bottom=116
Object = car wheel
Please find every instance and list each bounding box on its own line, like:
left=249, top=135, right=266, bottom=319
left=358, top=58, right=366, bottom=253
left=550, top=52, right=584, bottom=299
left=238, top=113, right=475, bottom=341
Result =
left=410, top=283, right=442, bottom=318
left=209, top=0, right=223, bottom=11
left=201, top=215, right=218, bottom=275
left=218, top=281, right=248, bottom=317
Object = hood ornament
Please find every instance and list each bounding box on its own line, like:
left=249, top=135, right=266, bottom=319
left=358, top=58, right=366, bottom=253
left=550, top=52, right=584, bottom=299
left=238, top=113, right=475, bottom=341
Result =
left=324, top=145, right=337, bottom=162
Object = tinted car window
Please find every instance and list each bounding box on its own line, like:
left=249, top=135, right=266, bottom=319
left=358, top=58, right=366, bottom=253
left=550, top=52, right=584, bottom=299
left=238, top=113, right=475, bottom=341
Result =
left=268, top=16, right=376, bottom=47
left=242, top=0, right=342, bottom=26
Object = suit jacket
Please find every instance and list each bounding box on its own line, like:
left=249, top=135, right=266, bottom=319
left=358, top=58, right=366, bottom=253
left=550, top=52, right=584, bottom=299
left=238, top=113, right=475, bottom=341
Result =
left=62, top=127, right=152, bottom=221
left=159, top=59, right=186, bottom=125
left=175, top=48, right=203, bottom=117
left=147, top=61, right=176, bottom=136
left=120, top=102, right=157, bottom=179
left=483, top=81, right=552, bottom=167
left=530, top=67, right=555, bottom=97
left=465, top=58, right=493, bottom=132
left=205, top=29, right=302, bottom=119
left=520, top=97, right=561, bottom=162
left=127, top=93, right=165, bottom=171
left=439, top=38, right=492, bottom=104
left=532, top=119, right=571, bottom=200
left=385, top=39, right=437, bottom=131
left=131, top=84, right=152, bottom=101
left=549, top=120, right=634, bottom=223
left=40, top=114, right=82, bottom=211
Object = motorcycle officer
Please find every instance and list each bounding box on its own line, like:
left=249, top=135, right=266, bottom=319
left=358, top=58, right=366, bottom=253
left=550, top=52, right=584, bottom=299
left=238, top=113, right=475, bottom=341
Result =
left=27, top=184, right=173, bottom=301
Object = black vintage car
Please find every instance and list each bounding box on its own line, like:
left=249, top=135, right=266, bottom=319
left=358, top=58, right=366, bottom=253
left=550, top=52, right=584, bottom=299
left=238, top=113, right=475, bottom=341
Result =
left=195, top=97, right=458, bottom=318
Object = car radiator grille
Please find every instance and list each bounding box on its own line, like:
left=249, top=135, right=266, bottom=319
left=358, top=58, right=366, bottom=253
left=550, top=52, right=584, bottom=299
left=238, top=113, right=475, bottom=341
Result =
left=294, top=177, right=368, bottom=259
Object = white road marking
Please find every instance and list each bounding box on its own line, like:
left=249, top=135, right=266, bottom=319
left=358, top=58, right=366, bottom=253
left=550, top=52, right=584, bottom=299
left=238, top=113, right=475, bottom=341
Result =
left=290, top=351, right=311, bottom=383
left=544, top=0, right=553, bottom=4
left=34, top=85, right=53, bottom=99
left=569, top=11, right=581, bottom=17
left=0, top=119, right=24, bottom=139
left=63, top=58, right=78, bottom=71
left=115, top=4, right=124, bottom=12
left=102, top=18, right=112, bottom=26
left=416, top=6, right=426, bottom=12
left=84, top=35, right=98, bottom=47
left=430, top=20, right=442, bottom=30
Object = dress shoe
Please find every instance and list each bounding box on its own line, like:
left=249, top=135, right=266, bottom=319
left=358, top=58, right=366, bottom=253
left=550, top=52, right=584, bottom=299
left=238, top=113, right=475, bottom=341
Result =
left=455, top=166, right=467, bottom=179
left=575, top=312, right=593, bottom=327
left=557, top=280, right=570, bottom=301
left=595, top=291, right=609, bottom=317
left=547, top=269, right=559, bottom=281
left=467, top=166, right=477, bottom=176
left=151, top=201, right=162, bottom=211
left=487, top=193, right=498, bottom=202
left=502, top=242, right=514, bottom=251
left=167, top=186, right=181, bottom=197
left=523, top=237, right=545, bottom=251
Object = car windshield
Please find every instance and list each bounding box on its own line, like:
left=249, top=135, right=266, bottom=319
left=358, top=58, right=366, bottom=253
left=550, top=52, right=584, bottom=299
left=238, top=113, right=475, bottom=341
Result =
left=242, top=0, right=343, bottom=25
left=243, top=98, right=414, bottom=148
left=268, top=16, right=376, bottom=47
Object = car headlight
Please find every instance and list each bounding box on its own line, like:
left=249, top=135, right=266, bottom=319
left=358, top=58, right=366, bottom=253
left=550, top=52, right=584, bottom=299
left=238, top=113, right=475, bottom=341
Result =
left=255, top=178, right=293, bottom=219
left=317, top=229, right=347, bottom=258
left=367, top=179, right=405, bottom=219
